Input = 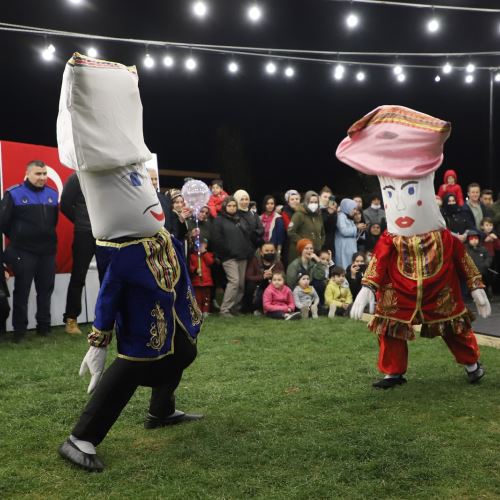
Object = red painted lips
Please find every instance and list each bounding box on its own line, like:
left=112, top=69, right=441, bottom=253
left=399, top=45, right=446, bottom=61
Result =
left=395, top=216, right=415, bottom=228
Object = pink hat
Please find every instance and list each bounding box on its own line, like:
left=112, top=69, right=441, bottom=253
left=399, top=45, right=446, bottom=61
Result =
left=335, top=105, right=451, bottom=179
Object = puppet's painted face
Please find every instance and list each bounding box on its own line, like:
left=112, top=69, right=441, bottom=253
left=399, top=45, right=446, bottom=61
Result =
left=378, top=173, right=445, bottom=236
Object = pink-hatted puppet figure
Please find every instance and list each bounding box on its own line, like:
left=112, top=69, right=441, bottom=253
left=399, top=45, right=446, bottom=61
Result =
left=336, top=105, right=491, bottom=389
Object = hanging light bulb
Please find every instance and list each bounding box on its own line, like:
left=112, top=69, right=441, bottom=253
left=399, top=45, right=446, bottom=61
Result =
left=192, top=1, right=208, bottom=18
left=427, top=17, right=440, bottom=33
left=69, top=0, right=83, bottom=4
left=442, top=62, right=453, bottom=74
left=163, top=54, right=175, bottom=68
left=393, top=65, right=403, bottom=75
left=87, top=47, right=98, bottom=58
left=495, top=73, right=500, bottom=83
left=356, top=71, right=365, bottom=82
left=284, top=66, right=295, bottom=78
left=434, top=75, right=441, bottom=82
left=228, top=61, right=239, bottom=74
left=144, top=54, right=155, bottom=69
left=265, top=61, right=277, bottom=75
left=333, top=64, right=345, bottom=81
left=465, top=74, right=474, bottom=84
left=247, top=4, right=262, bottom=23
left=185, top=57, right=198, bottom=71
left=466, top=63, right=475, bottom=73
left=396, top=73, right=406, bottom=83
left=345, top=13, right=359, bottom=29
left=41, top=44, right=55, bottom=61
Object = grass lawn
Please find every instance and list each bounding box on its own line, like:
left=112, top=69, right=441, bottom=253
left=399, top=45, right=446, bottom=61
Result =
left=1, top=316, right=500, bottom=499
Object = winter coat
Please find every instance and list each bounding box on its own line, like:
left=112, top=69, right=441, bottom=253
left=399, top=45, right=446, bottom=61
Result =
left=60, top=173, right=92, bottom=233
left=211, top=213, right=254, bottom=262
left=441, top=194, right=475, bottom=235
left=363, top=206, right=386, bottom=226
left=321, top=208, right=337, bottom=256
left=263, top=284, right=295, bottom=313
left=345, top=264, right=366, bottom=300
left=287, top=192, right=325, bottom=261
left=189, top=251, right=214, bottom=287
left=466, top=244, right=492, bottom=276
left=293, top=286, right=320, bottom=308
left=286, top=257, right=316, bottom=288
left=207, top=190, right=229, bottom=218
left=335, top=212, right=358, bottom=270
left=245, top=254, right=285, bottom=284
left=437, top=169, right=464, bottom=206
left=238, top=209, right=264, bottom=251
left=324, top=280, right=353, bottom=307
left=186, top=218, right=212, bottom=248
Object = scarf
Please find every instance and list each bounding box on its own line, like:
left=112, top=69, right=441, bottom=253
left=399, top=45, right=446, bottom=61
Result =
left=261, top=211, right=276, bottom=241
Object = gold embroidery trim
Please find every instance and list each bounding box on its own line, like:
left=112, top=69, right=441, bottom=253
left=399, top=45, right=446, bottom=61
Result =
left=147, top=302, right=167, bottom=352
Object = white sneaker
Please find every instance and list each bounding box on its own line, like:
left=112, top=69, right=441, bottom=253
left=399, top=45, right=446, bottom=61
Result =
left=284, top=311, right=301, bottom=321
left=253, top=310, right=262, bottom=316
left=328, top=304, right=337, bottom=319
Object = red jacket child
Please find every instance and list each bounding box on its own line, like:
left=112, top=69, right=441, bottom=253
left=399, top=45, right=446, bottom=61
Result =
left=189, top=248, right=214, bottom=287
left=437, top=169, right=464, bottom=206
left=207, top=180, right=229, bottom=218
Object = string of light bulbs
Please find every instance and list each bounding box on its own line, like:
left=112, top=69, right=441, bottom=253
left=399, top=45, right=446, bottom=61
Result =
left=2, top=20, right=500, bottom=85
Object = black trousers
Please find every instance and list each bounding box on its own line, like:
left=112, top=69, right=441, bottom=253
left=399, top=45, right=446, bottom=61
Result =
left=72, top=327, right=198, bottom=446
left=64, top=230, right=96, bottom=321
left=5, top=247, right=55, bottom=334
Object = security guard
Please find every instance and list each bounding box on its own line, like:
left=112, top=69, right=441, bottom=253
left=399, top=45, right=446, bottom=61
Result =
left=0, top=160, right=58, bottom=342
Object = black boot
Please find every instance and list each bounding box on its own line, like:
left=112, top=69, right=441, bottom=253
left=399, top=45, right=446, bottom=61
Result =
left=372, top=376, right=407, bottom=389
left=58, top=439, right=105, bottom=472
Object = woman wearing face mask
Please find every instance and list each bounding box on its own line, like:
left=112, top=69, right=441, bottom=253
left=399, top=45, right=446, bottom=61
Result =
left=287, top=190, right=325, bottom=262
left=211, top=197, right=254, bottom=317
left=245, top=241, right=285, bottom=313
left=260, top=195, right=285, bottom=257
left=335, top=198, right=358, bottom=270
left=441, top=193, right=475, bottom=243
left=363, top=194, right=386, bottom=226
left=233, top=189, right=264, bottom=254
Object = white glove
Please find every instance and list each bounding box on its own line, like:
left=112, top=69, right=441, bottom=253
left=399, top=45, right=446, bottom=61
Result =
left=471, top=289, right=491, bottom=319
left=350, top=287, right=375, bottom=320
left=79, top=346, right=107, bottom=394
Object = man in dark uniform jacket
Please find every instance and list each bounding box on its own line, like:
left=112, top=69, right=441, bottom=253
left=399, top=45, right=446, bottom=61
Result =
left=0, top=160, right=58, bottom=342
left=60, top=173, right=96, bottom=334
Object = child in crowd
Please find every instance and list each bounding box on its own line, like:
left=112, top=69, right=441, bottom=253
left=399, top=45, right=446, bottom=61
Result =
left=263, top=271, right=301, bottom=320
left=324, top=266, right=353, bottom=318
left=189, top=238, right=214, bottom=318
left=207, top=179, right=229, bottom=218
left=293, top=273, right=320, bottom=319
left=481, top=217, right=500, bottom=257
left=311, top=249, right=334, bottom=308
left=466, top=231, right=493, bottom=295
left=437, top=169, right=464, bottom=206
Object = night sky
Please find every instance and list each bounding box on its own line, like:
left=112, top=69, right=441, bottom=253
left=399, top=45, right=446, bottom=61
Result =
left=1, top=0, right=500, bottom=203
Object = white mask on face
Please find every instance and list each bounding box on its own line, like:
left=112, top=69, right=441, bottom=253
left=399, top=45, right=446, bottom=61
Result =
left=378, top=173, right=445, bottom=236
left=371, top=203, right=381, bottom=210
left=308, top=203, right=319, bottom=213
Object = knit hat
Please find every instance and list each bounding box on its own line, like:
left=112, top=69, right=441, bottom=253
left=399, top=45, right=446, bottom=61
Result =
left=296, top=238, right=313, bottom=255
left=336, top=105, right=451, bottom=179
left=284, top=189, right=299, bottom=203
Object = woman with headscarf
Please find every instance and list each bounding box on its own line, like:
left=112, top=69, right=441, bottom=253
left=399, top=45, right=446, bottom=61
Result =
left=335, top=198, right=358, bottom=270
left=287, top=190, right=325, bottom=262
left=260, top=195, right=285, bottom=255
left=211, top=197, right=254, bottom=317
left=281, top=189, right=301, bottom=230
left=233, top=189, right=264, bottom=254
left=286, top=239, right=319, bottom=288
left=169, top=189, right=191, bottom=241
left=441, top=193, right=475, bottom=243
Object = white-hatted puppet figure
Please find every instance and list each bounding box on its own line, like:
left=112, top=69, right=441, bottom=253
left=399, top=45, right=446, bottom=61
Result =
left=336, top=105, right=491, bottom=389
left=56, top=53, right=203, bottom=472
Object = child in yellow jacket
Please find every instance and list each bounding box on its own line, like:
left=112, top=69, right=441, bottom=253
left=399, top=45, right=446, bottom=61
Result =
left=324, top=266, right=353, bottom=318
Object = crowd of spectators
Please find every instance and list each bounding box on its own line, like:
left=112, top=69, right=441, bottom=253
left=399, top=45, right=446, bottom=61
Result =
left=0, top=160, right=499, bottom=343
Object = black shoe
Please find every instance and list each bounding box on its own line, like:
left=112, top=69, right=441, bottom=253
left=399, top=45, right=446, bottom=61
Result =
left=37, top=328, right=50, bottom=337
left=372, top=376, right=407, bottom=389
left=58, top=439, right=104, bottom=472
left=144, top=412, right=204, bottom=429
left=466, top=362, right=485, bottom=384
